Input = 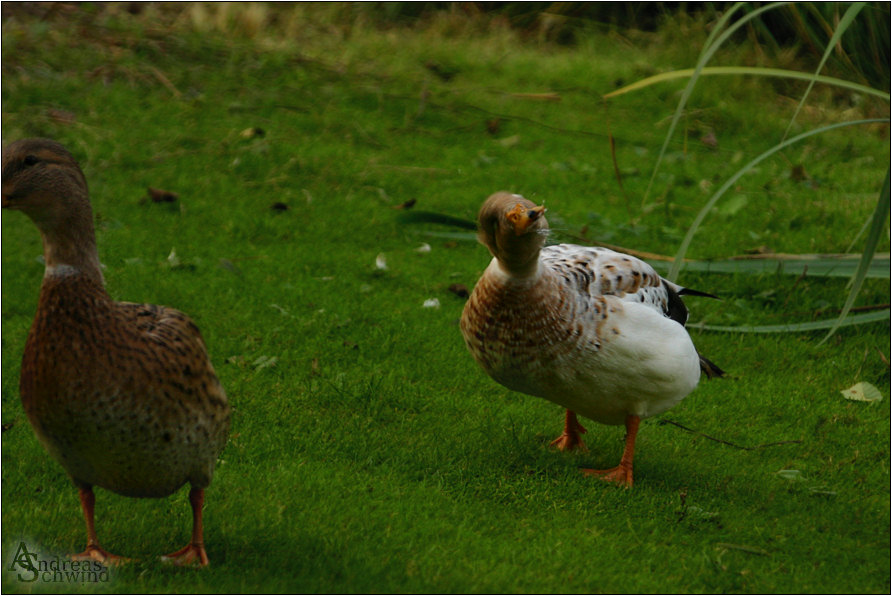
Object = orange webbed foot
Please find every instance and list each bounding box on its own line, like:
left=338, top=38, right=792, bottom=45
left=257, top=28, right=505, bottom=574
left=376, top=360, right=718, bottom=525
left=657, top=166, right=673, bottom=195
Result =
left=580, top=465, right=633, bottom=488
left=162, top=543, right=209, bottom=567
left=550, top=410, right=588, bottom=452
left=549, top=430, right=588, bottom=452
left=70, top=545, right=129, bottom=565
left=579, top=414, right=639, bottom=488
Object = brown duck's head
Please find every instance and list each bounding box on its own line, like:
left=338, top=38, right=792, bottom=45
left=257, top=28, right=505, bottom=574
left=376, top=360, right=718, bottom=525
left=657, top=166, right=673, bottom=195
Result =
left=476, top=191, right=548, bottom=276
left=2, top=138, right=91, bottom=231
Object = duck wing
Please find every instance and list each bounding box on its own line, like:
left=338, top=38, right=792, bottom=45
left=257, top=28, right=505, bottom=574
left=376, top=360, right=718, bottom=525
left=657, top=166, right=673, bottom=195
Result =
left=542, top=244, right=724, bottom=378
left=115, top=301, right=231, bottom=412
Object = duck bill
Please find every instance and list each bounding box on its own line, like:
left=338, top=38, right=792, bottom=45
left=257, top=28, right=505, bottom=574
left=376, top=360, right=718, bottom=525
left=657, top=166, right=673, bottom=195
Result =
left=508, top=203, right=546, bottom=235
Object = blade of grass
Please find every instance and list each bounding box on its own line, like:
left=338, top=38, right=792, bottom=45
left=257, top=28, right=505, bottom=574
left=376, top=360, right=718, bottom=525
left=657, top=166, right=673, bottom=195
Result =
left=634, top=2, right=789, bottom=203
left=695, top=309, right=890, bottom=333
left=650, top=254, right=890, bottom=279
left=845, top=212, right=875, bottom=254
left=603, top=66, right=889, bottom=101
left=667, top=118, right=890, bottom=281
left=821, top=166, right=891, bottom=343
left=783, top=2, right=866, bottom=140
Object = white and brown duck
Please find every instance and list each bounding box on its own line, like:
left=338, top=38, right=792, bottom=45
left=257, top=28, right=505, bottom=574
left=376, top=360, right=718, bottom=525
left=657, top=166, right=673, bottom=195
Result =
left=2, top=138, right=230, bottom=565
left=461, top=192, right=723, bottom=487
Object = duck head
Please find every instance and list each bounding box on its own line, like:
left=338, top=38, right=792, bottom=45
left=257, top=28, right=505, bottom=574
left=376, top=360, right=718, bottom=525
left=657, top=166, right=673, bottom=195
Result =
left=2, top=138, right=91, bottom=229
left=2, top=138, right=102, bottom=282
left=476, top=192, right=548, bottom=277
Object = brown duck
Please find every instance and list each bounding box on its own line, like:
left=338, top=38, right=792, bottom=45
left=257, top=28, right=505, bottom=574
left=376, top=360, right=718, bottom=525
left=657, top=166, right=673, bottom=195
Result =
left=2, top=138, right=230, bottom=566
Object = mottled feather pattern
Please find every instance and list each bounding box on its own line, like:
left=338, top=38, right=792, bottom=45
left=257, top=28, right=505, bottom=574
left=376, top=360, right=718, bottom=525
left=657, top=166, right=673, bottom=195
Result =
left=462, top=267, right=606, bottom=389
left=542, top=244, right=675, bottom=318
left=21, top=274, right=230, bottom=498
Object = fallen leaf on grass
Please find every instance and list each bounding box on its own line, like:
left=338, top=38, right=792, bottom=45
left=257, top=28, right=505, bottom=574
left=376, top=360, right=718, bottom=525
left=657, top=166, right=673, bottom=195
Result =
left=498, top=135, right=521, bottom=148
left=809, top=487, right=837, bottom=497
left=775, top=469, right=804, bottom=481
left=392, top=198, right=417, bottom=210
left=148, top=187, right=179, bottom=203
left=775, top=469, right=836, bottom=496
left=47, top=108, right=76, bottom=125
left=375, top=253, right=388, bottom=270
left=700, top=130, right=718, bottom=149
left=424, top=61, right=457, bottom=81
left=685, top=505, right=720, bottom=522
left=840, top=382, right=883, bottom=402
left=448, top=283, right=469, bottom=298
left=219, top=258, right=242, bottom=275
left=509, top=92, right=561, bottom=101
left=714, top=543, right=770, bottom=556
left=165, top=248, right=198, bottom=271
left=269, top=304, right=292, bottom=317
left=252, top=355, right=278, bottom=370
left=715, top=194, right=748, bottom=217
left=240, top=127, right=265, bottom=139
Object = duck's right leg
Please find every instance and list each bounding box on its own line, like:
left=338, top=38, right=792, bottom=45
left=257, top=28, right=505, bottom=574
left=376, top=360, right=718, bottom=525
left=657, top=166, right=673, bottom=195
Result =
left=70, top=484, right=128, bottom=564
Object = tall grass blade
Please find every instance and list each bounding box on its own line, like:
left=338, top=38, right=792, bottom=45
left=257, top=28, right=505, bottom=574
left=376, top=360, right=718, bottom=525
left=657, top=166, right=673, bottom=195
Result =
left=783, top=2, right=866, bottom=140
left=603, top=66, right=889, bottom=101
left=697, top=310, right=890, bottom=333
left=668, top=118, right=889, bottom=281
left=820, top=166, right=891, bottom=343
left=638, top=2, right=789, bottom=203
left=650, top=254, right=891, bottom=279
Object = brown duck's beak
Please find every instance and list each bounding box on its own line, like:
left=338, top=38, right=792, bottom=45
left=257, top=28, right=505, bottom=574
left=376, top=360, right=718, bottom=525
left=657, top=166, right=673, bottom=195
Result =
left=507, top=203, right=546, bottom=235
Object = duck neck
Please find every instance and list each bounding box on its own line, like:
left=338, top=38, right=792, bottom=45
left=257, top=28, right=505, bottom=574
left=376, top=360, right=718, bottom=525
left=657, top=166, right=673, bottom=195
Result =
left=497, top=255, right=542, bottom=280
left=39, top=211, right=105, bottom=286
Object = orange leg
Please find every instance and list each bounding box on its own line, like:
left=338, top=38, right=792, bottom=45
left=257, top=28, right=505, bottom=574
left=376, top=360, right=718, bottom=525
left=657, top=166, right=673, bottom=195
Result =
left=581, top=414, right=639, bottom=487
left=550, top=409, right=588, bottom=452
left=162, top=487, right=209, bottom=567
left=70, top=485, right=128, bottom=564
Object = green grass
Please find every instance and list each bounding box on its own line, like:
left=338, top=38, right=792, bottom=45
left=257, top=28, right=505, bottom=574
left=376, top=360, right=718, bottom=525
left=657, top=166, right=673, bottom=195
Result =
left=2, top=5, right=889, bottom=594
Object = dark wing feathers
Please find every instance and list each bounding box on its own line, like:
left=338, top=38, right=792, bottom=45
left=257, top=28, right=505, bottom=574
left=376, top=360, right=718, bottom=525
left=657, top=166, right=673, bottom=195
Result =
left=678, top=287, right=720, bottom=300
left=663, top=280, right=690, bottom=326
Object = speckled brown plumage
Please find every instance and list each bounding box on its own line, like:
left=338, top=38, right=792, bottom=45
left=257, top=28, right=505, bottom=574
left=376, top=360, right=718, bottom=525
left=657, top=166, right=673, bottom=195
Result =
left=3, top=138, right=230, bottom=565
left=460, top=192, right=723, bottom=486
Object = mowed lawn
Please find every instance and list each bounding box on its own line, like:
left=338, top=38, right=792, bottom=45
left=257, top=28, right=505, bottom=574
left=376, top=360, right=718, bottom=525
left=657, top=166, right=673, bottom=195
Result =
left=1, top=5, right=889, bottom=594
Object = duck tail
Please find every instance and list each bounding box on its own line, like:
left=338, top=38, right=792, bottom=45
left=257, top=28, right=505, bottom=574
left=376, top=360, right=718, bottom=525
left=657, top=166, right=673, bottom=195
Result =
left=698, top=352, right=726, bottom=379
left=678, top=287, right=720, bottom=300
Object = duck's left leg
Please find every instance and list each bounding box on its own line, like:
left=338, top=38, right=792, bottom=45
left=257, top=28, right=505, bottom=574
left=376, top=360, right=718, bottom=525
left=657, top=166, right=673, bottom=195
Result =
left=162, top=487, right=209, bottom=567
left=581, top=414, right=639, bottom=487
left=550, top=409, right=588, bottom=451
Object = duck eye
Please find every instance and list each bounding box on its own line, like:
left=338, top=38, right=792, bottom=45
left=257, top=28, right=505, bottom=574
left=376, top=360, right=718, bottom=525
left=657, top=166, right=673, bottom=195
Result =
left=23, top=155, right=39, bottom=166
